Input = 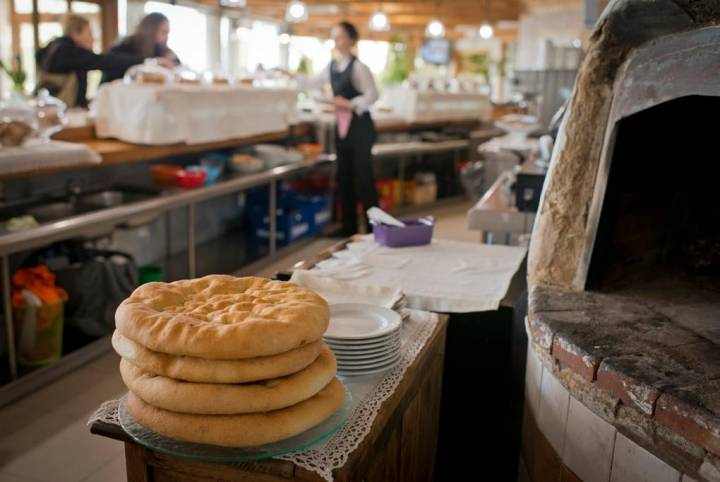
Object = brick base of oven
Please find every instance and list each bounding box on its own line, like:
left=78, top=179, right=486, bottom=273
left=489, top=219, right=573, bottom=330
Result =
left=521, top=341, right=717, bottom=482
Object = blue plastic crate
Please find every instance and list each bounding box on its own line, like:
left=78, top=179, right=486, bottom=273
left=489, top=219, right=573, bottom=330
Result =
left=249, top=205, right=310, bottom=247
left=297, top=193, right=332, bottom=233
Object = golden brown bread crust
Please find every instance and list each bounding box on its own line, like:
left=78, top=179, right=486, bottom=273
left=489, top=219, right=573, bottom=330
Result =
left=126, top=378, right=345, bottom=447
left=119, top=345, right=336, bottom=414
left=112, top=331, right=323, bottom=383
left=115, top=276, right=329, bottom=359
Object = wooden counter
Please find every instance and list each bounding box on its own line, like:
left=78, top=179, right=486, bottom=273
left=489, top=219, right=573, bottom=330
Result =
left=2, top=117, right=481, bottom=182
left=0, top=129, right=298, bottom=182
left=90, top=314, right=448, bottom=482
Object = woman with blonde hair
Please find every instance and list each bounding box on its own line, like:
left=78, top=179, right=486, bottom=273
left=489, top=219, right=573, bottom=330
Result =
left=35, top=14, right=147, bottom=107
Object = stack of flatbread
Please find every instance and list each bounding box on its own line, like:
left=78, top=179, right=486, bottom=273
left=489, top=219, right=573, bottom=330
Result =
left=112, top=275, right=344, bottom=447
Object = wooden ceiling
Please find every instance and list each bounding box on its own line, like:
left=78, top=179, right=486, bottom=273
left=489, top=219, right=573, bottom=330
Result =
left=206, top=0, right=523, bottom=37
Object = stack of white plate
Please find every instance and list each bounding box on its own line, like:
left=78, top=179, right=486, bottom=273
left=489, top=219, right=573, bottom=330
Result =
left=324, top=303, right=402, bottom=377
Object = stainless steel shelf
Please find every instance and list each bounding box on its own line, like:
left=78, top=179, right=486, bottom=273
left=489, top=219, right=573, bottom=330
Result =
left=0, top=155, right=334, bottom=398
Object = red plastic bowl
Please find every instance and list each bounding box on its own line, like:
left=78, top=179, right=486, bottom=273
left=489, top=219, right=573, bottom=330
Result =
left=151, top=164, right=182, bottom=188
left=175, top=169, right=207, bottom=189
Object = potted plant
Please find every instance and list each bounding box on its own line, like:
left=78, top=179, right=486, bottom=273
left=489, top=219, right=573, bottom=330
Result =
left=0, top=54, right=28, bottom=94
left=383, top=35, right=411, bottom=85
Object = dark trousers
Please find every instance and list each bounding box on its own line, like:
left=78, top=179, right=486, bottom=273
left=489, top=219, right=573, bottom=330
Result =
left=335, top=115, right=378, bottom=236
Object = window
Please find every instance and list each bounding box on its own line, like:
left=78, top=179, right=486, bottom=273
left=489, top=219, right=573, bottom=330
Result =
left=357, top=40, right=389, bottom=75
left=288, top=35, right=331, bottom=74
left=8, top=0, right=103, bottom=94
left=287, top=36, right=389, bottom=77
left=235, top=20, right=281, bottom=72
left=144, top=1, right=208, bottom=72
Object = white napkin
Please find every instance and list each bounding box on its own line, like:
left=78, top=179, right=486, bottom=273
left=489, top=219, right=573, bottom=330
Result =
left=290, top=270, right=403, bottom=309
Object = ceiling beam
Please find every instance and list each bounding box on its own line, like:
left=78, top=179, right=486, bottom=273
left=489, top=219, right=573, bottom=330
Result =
left=243, top=0, right=520, bottom=22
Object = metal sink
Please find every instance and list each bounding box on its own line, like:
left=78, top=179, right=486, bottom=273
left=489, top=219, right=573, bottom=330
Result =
left=78, top=189, right=151, bottom=209
left=0, top=185, right=161, bottom=237
left=26, top=201, right=78, bottom=222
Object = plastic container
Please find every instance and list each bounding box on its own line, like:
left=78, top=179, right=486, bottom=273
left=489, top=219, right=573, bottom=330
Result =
left=124, top=59, right=174, bottom=85
left=174, top=66, right=202, bottom=85
left=138, top=266, right=164, bottom=284
left=297, top=193, right=332, bottom=233
left=250, top=205, right=310, bottom=248
left=12, top=300, right=64, bottom=367
left=151, top=164, right=182, bottom=188
left=201, top=162, right=223, bottom=186
left=200, top=154, right=227, bottom=184
left=375, top=179, right=395, bottom=211
left=29, top=89, right=66, bottom=142
left=185, top=162, right=223, bottom=186
left=371, top=217, right=434, bottom=248
left=295, top=143, right=323, bottom=154
left=230, top=153, right=265, bottom=174
left=0, top=92, right=37, bottom=146
left=175, top=168, right=207, bottom=189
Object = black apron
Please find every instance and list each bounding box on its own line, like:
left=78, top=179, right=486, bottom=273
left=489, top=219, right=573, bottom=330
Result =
left=330, top=56, right=379, bottom=235
left=330, top=56, right=376, bottom=145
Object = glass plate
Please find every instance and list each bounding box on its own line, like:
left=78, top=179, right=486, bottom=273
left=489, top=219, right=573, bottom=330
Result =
left=118, top=386, right=352, bottom=463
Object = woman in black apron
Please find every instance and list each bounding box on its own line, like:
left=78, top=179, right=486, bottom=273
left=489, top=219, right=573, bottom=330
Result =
left=301, top=21, right=379, bottom=236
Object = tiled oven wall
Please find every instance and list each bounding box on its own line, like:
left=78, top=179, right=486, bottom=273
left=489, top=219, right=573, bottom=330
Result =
left=522, top=342, right=702, bottom=482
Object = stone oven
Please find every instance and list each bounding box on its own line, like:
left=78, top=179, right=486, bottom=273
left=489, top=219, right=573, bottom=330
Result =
left=522, top=1, right=720, bottom=481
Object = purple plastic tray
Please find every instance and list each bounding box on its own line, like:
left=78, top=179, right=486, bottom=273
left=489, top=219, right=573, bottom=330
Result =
left=371, top=217, right=434, bottom=247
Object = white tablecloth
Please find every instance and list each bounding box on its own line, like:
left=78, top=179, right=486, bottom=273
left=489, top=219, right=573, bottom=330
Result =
left=0, top=139, right=101, bottom=175
left=300, top=236, right=526, bottom=313
left=380, top=86, right=492, bottom=123
left=94, top=81, right=299, bottom=145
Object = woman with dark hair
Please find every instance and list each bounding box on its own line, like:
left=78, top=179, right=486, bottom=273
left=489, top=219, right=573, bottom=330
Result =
left=35, top=15, right=146, bottom=107
left=299, top=21, right=379, bottom=236
left=101, top=12, right=180, bottom=83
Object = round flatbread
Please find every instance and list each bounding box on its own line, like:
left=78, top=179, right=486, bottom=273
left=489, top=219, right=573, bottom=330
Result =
left=112, top=331, right=323, bottom=383
left=120, top=345, right=336, bottom=414
left=126, top=377, right=345, bottom=447
left=115, top=275, right=329, bottom=359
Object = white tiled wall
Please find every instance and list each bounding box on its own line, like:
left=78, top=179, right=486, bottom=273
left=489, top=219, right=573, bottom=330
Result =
left=610, top=432, right=681, bottom=482
left=563, top=397, right=616, bottom=482
left=536, top=357, right=570, bottom=454
left=526, top=343, right=692, bottom=482
left=525, top=344, right=544, bottom=417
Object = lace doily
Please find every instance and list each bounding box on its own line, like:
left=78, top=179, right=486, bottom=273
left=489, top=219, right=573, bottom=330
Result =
left=88, top=309, right=439, bottom=482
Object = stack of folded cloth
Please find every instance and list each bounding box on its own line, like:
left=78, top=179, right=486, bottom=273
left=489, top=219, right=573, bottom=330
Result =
left=112, top=275, right=344, bottom=447
left=290, top=270, right=409, bottom=320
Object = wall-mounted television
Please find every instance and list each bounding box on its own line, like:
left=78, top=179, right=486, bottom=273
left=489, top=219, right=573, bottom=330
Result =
left=421, top=38, right=451, bottom=65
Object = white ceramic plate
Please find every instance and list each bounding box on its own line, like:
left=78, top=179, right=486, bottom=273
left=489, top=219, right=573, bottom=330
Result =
left=338, top=358, right=400, bottom=377
left=338, top=353, right=401, bottom=369
left=329, top=342, right=400, bottom=358
left=324, top=331, right=400, bottom=347
left=323, top=325, right=401, bottom=344
left=325, top=335, right=400, bottom=352
left=334, top=346, right=400, bottom=362
left=324, top=303, right=402, bottom=340
left=336, top=351, right=400, bottom=367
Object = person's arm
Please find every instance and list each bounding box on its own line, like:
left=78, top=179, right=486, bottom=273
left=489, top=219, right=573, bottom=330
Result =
left=295, top=63, right=330, bottom=91
left=47, top=42, right=142, bottom=74
left=349, top=61, right=378, bottom=114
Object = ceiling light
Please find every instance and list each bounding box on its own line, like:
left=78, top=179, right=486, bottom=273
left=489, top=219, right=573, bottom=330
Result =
left=479, top=22, right=493, bottom=39
left=286, top=0, right=308, bottom=23
left=425, top=18, right=445, bottom=38
left=369, top=10, right=390, bottom=32
left=220, top=0, right=246, bottom=7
